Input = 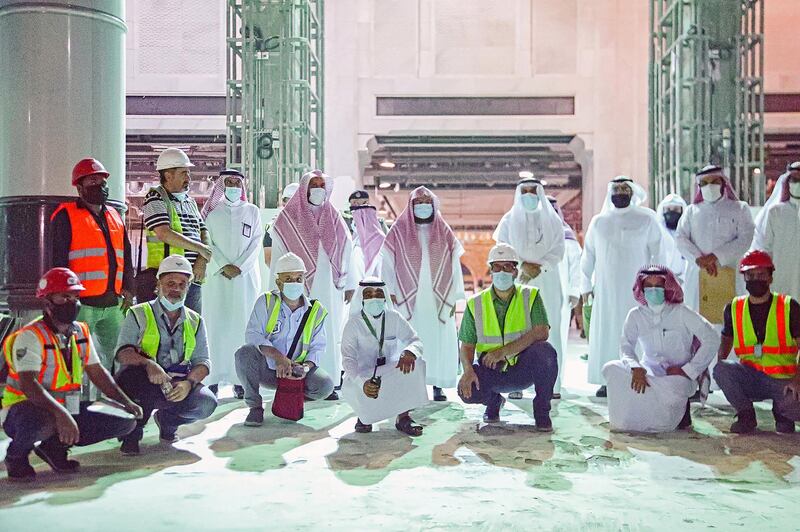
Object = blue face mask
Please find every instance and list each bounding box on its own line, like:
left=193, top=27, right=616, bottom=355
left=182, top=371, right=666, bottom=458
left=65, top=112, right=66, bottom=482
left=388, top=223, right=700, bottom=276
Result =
left=172, top=191, right=189, bottom=202
left=363, top=298, right=386, bottom=317
left=225, top=186, right=242, bottom=202
left=413, top=204, right=434, bottom=219
left=520, top=193, right=539, bottom=211
left=492, top=271, right=515, bottom=291
left=644, top=287, right=666, bottom=307
left=159, top=295, right=185, bottom=312
left=282, top=282, right=304, bottom=301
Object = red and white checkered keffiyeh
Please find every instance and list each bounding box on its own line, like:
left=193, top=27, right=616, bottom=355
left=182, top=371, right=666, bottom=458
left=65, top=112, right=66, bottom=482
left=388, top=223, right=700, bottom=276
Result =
left=383, top=186, right=459, bottom=323
left=272, top=170, right=351, bottom=292
left=692, top=169, right=739, bottom=204
left=352, top=206, right=385, bottom=273
left=201, top=173, right=247, bottom=219
left=632, top=265, right=684, bottom=306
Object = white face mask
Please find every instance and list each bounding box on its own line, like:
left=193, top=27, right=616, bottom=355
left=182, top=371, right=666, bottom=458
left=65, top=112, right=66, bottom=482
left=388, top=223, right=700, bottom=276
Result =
left=700, top=183, right=722, bottom=203
left=363, top=298, right=386, bottom=317
left=224, top=186, right=242, bottom=202
left=282, top=282, right=304, bottom=301
left=308, top=187, right=326, bottom=206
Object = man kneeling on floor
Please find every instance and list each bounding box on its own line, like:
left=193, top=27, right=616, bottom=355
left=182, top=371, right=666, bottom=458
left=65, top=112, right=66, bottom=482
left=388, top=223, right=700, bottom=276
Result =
left=2, top=268, right=142, bottom=481
left=457, top=243, right=557, bottom=431
left=235, top=252, right=334, bottom=426
left=115, top=255, right=218, bottom=455
left=341, top=277, right=427, bottom=436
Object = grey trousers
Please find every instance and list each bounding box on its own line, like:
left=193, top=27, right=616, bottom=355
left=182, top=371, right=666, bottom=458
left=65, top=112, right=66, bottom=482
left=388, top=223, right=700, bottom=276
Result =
left=234, top=344, right=335, bottom=408
left=714, top=360, right=800, bottom=419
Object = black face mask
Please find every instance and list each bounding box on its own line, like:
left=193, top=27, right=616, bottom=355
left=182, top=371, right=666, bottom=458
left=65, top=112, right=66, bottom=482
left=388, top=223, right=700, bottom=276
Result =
left=611, top=194, right=632, bottom=209
left=663, top=211, right=682, bottom=230
left=83, top=184, right=109, bottom=205
left=50, top=300, right=81, bottom=324
left=745, top=280, right=770, bottom=298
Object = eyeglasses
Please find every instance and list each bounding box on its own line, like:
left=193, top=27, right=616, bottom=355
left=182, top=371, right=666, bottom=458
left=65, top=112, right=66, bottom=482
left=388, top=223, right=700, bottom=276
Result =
left=490, top=263, right=517, bottom=273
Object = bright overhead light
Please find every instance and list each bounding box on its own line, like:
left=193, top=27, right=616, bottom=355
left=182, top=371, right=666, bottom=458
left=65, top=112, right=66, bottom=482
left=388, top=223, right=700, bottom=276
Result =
left=379, top=160, right=395, bottom=169
left=379, top=181, right=392, bottom=189
left=519, top=170, right=534, bottom=179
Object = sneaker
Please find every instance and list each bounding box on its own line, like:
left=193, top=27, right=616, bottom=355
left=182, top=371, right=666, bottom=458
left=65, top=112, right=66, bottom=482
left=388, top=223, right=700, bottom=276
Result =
left=508, top=391, right=524, bottom=400
left=4, top=456, right=36, bottom=482
left=535, top=415, right=553, bottom=433
left=595, top=385, right=607, bottom=398
left=244, top=407, right=264, bottom=427
left=153, top=411, right=178, bottom=443
left=773, top=408, right=796, bottom=434
left=482, top=396, right=506, bottom=424
left=233, top=385, right=245, bottom=400
left=730, top=409, right=757, bottom=434
left=120, top=438, right=140, bottom=456
left=33, top=439, right=79, bottom=473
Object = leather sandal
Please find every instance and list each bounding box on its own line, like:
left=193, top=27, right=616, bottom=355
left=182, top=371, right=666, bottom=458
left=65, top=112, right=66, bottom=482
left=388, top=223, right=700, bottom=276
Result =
left=395, top=415, right=423, bottom=437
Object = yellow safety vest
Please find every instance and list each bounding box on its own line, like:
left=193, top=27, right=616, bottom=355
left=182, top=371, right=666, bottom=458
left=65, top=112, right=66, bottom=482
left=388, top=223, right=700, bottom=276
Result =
left=263, top=292, right=327, bottom=363
left=467, top=285, right=537, bottom=371
left=130, top=302, right=200, bottom=362
left=146, top=185, right=186, bottom=269
left=731, top=293, right=798, bottom=379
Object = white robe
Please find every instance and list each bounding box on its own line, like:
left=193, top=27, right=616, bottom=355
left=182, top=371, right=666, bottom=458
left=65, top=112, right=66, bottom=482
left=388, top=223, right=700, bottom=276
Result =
left=581, top=206, right=663, bottom=385
left=341, top=309, right=427, bottom=424
left=381, top=225, right=465, bottom=388
left=556, top=238, right=582, bottom=392
left=756, top=201, right=800, bottom=300
left=204, top=200, right=264, bottom=386
left=269, top=235, right=352, bottom=380
left=674, top=198, right=755, bottom=311
left=603, top=304, right=719, bottom=432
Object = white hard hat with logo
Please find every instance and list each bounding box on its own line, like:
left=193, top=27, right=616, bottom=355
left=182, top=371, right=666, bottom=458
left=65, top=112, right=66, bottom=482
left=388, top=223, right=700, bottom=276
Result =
left=275, top=252, right=307, bottom=274
left=282, top=182, right=299, bottom=200
left=156, top=148, right=195, bottom=171
left=157, top=254, right=195, bottom=281
left=487, top=243, right=520, bottom=265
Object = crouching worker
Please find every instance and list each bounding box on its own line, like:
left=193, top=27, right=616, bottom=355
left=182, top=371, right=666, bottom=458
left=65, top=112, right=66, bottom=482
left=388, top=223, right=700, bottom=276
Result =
left=341, top=277, right=427, bottom=436
left=457, top=243, right=557, bottom=431
left=2, top=268, right=142, bottom=481
left=115, top=255, right=217, bottom=455
left=235, top=252, right=334, bottom=426
left=603, top=266, right=718, bottom=432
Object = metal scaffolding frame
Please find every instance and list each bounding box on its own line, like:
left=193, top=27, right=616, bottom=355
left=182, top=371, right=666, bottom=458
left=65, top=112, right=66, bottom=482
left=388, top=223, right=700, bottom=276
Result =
left=226, top=0, right=324, bottom=208
left=649, top=0, right=764, bottom=205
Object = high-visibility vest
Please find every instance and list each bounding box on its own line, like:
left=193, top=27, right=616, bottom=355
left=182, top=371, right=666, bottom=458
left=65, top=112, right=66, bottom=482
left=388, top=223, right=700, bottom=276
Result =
left=51, top=202, right=125, bottom=297
left=263, top=292, right=327, bottom=363
left=2, top=319, right=91, bottom=408
left=731, top=293, right=798, bottom=379
left=130, top=302, right=201, bottom=362
left=467, top=285, right=537, bottom=371
left=146, top=186, right=187, bottom=269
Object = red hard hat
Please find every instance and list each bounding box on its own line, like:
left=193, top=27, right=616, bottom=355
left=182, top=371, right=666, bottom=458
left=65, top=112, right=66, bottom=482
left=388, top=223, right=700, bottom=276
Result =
left=739, top=250, right=774, bottom=273
left=36, top=268, right=85, bottom=298
left=71, top=158, right=109, bottom=186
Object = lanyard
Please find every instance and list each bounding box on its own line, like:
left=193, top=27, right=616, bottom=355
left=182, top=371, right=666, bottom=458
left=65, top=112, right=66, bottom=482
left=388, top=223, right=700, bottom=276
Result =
left=361, top=311, right=385, bottom=378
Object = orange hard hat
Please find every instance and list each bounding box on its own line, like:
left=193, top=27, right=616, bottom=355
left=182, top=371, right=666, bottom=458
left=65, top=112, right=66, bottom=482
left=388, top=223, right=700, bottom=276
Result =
left=71, top=158, right=109, bottom=186
left=36, top=268, right=85, bottom=298
left=739, top=250, right=774, bottom=273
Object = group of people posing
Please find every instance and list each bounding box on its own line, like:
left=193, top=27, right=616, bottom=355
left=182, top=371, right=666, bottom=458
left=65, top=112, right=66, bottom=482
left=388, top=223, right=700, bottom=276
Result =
left=3, top=149, right=800, bottom=483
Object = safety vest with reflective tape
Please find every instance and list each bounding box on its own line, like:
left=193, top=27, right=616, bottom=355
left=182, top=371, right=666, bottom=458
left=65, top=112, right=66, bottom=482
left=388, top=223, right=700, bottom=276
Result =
left=130, top=302, right=200, bottom=362
left=146, top=186, right=186, bottom=269
left=732, top=293, right=798, bottom=379
left=467, top=285, right=537, bottom=371
left=263, top=292, right=327, bottom=363
left=2, top=319, right=91, bottom=408
left=51, top=202, right=125, bottom=297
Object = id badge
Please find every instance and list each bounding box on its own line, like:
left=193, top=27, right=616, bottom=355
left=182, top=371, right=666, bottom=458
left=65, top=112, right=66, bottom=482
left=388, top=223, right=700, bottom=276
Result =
left=376, top=356, right=386, bottom=367
left=754, top=344, right=763, bottom=359
left=242, top=223, right=252, bottom=238
left=65, top=392, right=81, bottom=415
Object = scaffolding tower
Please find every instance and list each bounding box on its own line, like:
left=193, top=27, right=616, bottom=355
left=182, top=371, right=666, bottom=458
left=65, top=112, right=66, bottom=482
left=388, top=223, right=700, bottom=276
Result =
left=649, top=0, right=764, bottom=205
left=226, top=0, right=324, bottom=208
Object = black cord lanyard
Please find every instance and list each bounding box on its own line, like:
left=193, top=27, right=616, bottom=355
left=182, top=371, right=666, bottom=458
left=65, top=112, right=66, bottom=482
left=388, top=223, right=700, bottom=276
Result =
left=361, top=310, right=385, bottom=379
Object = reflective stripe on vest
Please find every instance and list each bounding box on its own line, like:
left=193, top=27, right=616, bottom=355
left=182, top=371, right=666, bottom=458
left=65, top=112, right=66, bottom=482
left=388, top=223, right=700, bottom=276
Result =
left=51, top=202, right=126, bottom=297
left=263, top=292, right=327, bottom=363
left=732, top=293, right=798, bottom=379
left=131, top=302, right=200, bottom=362
left=467, top=285, right=536, bottom=371
left=2, top=319, right=91, bottom=408
left=146, top=186, right=186, bottom=269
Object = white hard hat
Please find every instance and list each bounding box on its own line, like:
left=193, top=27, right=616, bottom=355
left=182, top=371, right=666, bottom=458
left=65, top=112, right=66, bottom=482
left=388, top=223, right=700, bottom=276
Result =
left=275, top=252, right=307, bottom=274
left=156, top=148, right=195, bottom=171
left=157, top=254, right=194, bottom=281
left=487, top=243, right=520, bottom=265
left=282, top=182, right=299, bottom=200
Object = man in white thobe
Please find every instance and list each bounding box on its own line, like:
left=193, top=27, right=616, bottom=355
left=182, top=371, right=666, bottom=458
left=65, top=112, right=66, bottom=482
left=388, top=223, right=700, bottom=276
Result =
left=581, top=176, right=663, bottom=397
left=268, top=170, right=352, bottom=400
left=203, top=170, right=263, bottom=398
left=382, top=186, right=465, bottom=401
left=341, top=278, right=427, bottom=436
left=656, top=194, right=689, bottom=286
left=603, top=266, right=718, bottom=432
left=495, top=179, right=565, bottom=399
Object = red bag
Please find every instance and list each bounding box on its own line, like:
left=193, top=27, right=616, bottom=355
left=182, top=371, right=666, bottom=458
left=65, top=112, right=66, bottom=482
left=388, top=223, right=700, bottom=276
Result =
left=272, top=377, right=305, bottom=421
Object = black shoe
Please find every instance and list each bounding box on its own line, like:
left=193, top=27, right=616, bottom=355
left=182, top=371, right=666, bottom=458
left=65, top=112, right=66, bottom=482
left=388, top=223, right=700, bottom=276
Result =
left=595, top=385, right=607, bottom=398
left=233, top=385, right=245, bottom=400
left=552, top=393, right=562, bottom=400
left=730, top=409, right=758, bottom=434
left=120, top=438, right=141, bottom=456
left=483, top=396, right=506, bottom=424
left=154, top=410, right=178, bottom=442
left=433, top=387, right=447, bottom=402
left=34, top=439, right=79, bottom=473
left=208, top=384, right=219, bottom=397
left=535, top=415, right=553, bottom=433
left=354, top=419, right=373, bottom=433
left=773, top=407, right=796, bottom=434
left=325, top=391, right=339, bottom=401
left=244, top=407, right=264, bottom=426
left=677, top=401, right=692, bottom=430
left=4, top=456, right=36, bottom=482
